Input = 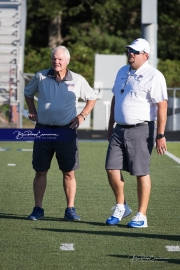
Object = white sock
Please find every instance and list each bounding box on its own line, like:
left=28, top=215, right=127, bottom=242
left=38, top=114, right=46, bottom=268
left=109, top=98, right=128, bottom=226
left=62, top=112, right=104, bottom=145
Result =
left=137, top=212, right=146, bottom=217
left=116, top=204, right=125, bottom=210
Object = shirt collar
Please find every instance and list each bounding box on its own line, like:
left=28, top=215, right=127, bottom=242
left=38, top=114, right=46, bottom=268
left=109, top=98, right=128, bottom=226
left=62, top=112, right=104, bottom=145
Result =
left=46, top=68, right=73, bottom=81
left=134, top=60, right=149, bottom=74
left=127, top=60, right=149, bottom=75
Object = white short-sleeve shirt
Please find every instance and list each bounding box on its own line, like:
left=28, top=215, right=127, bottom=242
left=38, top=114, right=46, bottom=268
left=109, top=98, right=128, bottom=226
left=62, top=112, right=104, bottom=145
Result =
left=112, top=61, right=168, bottom=125
left=24, top=69, right=97, bottom=126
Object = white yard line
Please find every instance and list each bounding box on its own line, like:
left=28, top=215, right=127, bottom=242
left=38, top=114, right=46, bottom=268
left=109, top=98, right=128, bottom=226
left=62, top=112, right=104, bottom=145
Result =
left=165, top=151, right=180, bottom=164
left=7, top=164, right=16, bottom=166
left=165, top=245, right=180, bottom=252
left=60, top=243, right=74, bottom=251
left=17, top=149, right=33, bottom=151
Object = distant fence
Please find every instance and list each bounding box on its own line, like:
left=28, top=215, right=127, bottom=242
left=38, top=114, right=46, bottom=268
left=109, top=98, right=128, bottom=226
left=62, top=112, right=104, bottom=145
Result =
left=166, top=88, right=180, bottom=131
left=93, top=88, right=180, bottom=131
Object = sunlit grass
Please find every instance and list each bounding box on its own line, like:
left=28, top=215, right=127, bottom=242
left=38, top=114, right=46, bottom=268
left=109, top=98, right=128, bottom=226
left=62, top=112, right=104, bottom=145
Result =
left=0, top=141, right=180, bottom=270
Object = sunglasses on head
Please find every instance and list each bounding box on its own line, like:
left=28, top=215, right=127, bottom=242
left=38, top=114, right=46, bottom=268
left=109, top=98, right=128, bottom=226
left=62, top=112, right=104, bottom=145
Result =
left=127, top=48, right=144, bottom=55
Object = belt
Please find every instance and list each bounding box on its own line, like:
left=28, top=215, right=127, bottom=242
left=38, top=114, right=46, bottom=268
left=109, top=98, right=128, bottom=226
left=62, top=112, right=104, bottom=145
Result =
left=37, top=123, right=70, bottom=128
left=117, top=121, right=153, bottom=129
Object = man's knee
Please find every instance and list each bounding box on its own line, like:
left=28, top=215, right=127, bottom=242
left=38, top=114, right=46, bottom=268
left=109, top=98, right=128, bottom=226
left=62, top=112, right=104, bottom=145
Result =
left=35, top=170, right=48, bottom=178
left=63, top=170, right=75, bottom=180
left=106, top=169, right=119, bottom=177
left=106, top=169, right=113, bottom=175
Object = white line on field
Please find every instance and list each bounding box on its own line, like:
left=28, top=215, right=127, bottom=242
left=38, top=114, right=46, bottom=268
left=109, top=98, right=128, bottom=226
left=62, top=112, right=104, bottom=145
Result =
left=60, top=243, right=74, bottom=251
left=17, top=149, right=33, bottom=151
left=7, top=163, right=16, bottom=166
left=165, top=245, right=180, bottom=252
left=165, top=151, right=180, bottom=164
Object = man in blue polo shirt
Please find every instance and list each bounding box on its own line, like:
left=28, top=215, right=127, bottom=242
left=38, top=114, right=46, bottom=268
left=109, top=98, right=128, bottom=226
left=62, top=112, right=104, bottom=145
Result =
left=25, top=46, right=97, bottom=221
left=105, top=38, right=168, bottom=228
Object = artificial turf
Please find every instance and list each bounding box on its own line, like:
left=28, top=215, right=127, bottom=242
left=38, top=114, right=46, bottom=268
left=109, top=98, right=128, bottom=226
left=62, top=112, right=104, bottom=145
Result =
left=0, top=141, right=180, bottom=270
left=166, top=142, right=180, bottom=158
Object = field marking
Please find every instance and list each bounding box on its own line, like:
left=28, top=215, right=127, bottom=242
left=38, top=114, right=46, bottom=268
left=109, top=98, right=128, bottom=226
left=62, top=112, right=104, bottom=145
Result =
left=165, top=245, right=180, bottom=252
left=60, top=243, right=74, bottom=251
left=7, top=163, right=16, bottom=166
left=17, top=149, right=33, bottom=151
left=0, top=148, right=10, bottom=151
left=165, top=151, right=180, bottom=164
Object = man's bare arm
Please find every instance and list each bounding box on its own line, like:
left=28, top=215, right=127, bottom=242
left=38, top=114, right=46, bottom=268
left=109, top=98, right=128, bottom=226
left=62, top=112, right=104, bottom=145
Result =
left=70, top=99, right=96, bottom=129
left=25, top=95, right=38, bottom=122
left=156, top=100, right=168, bottom=155
left=107, top=96, right=115, bottom=141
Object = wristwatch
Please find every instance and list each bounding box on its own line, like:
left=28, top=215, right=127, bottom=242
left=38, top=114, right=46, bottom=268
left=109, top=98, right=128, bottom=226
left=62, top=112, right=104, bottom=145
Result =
left=156, top=134, right=165, bottom=139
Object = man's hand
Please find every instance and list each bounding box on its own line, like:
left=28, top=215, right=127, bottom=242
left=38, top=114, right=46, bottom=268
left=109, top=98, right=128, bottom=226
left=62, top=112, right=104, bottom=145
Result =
left=156, top=137, right=167, bottom=155
left=28, top=112, right=37, bottom=122
left=70, top=114, right=84, bottom=129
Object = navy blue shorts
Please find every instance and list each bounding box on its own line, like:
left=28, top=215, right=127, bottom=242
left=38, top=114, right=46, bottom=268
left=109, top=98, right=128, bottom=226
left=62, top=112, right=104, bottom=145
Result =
left=32, top=123, right=79, bottom=172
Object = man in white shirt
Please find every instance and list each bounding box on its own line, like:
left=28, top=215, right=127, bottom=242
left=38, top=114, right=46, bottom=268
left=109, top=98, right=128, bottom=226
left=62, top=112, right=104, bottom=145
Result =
left=25, top=46, right=97, bottom=221
left=105, top=38, right=168, bottom=228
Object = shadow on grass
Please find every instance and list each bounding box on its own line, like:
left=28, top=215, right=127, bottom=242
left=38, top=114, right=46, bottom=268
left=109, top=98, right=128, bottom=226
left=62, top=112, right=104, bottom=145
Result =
left=0, top=213, right=27, bottom=220
left=0, top=212, right=109, bottom=225
left=108, top=255, right=180, bottom=265
left=0, top=213, right=109, bottom=225
left=34, top=227, right=180, bottom=242
left=0, top=213, right=61, bottom=221
left=1, top=213, right=180, bottom=243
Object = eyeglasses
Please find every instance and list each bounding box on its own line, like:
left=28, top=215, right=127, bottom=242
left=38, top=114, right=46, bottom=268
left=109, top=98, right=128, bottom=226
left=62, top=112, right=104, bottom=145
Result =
left=127, top=48, right=144, bottom=55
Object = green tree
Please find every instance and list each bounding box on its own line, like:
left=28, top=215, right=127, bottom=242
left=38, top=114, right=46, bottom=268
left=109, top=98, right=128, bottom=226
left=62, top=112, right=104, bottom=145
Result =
left=158, top=59, right=180, bottom=88
left=24, top=0, right=180, bottom=87
left=25, top=0, right=63, bottom=52
left=25, top=0, right=141, bottom=78
left=158, top=0, right=180, bottom=60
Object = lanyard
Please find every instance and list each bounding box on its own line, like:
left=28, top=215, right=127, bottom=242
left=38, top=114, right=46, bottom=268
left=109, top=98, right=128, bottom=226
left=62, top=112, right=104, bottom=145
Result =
left=120, top=67, right=134, bottom=94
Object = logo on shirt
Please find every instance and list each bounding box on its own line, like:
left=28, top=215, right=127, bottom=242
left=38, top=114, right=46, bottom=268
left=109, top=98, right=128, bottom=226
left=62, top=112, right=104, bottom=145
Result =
left=65, top=83, right=75, bottom=87
left=137, top=75, right=143, bottom=80
left=65, top=83, right=75, bottom=90
left=133, top=74, right=144, bottom=83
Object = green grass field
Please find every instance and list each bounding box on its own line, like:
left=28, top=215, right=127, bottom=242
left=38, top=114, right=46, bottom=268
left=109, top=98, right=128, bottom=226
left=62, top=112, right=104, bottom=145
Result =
left=167, top=142, right=180, bottom=158
left=0, top=141, right=180, bottom=270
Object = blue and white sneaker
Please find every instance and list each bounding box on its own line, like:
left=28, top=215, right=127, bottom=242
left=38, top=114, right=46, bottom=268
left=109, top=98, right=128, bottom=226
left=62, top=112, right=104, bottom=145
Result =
left=28, top=206, right=44, bottom=220
left=64, top=207, right=80, bottom=221
left=106, top=203, right=132, bottom=225
left=127, top=212, right=148, bottom=228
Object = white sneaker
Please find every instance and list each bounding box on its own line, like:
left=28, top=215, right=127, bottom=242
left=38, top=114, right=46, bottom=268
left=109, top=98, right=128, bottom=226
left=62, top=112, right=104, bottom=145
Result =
left=106, top=203, right=132, bottom=225
left=127, top=212, right=148, bottom=228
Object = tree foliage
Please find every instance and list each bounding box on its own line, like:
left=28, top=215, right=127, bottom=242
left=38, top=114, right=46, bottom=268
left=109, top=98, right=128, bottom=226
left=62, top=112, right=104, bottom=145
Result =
left=24, top=0, right=180, bottom=87
left=158, top=59, right=180, bottom=88
left=158, top=0, right=180, bottom=61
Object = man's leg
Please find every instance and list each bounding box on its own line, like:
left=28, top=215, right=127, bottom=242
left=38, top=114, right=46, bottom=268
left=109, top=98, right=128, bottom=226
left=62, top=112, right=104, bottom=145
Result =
left=127, top=175, right=151, bottom=228
left=107, top=169, right=125, bottom=204
left=63, top=170, right=80, bottom=221
left=63, top=170, right=76, bottom=208
left=28, top=170, right=48, bottom=220
left=33, top=170, right=48, bottom=208
left=137, top=174, right=151, bottom=216
left=106, top=169, right=132, bottom=225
